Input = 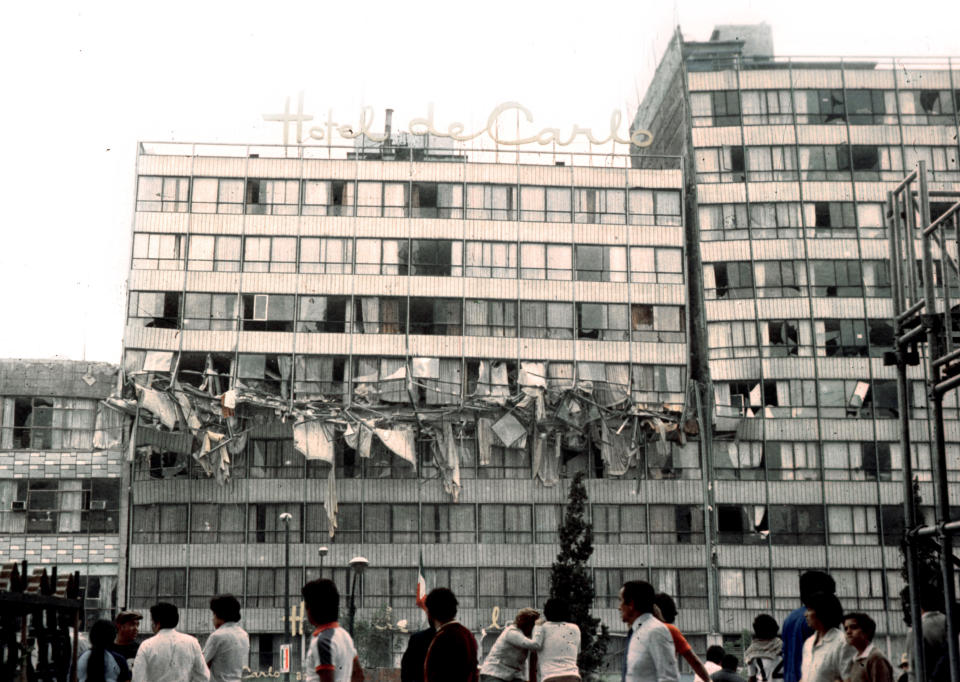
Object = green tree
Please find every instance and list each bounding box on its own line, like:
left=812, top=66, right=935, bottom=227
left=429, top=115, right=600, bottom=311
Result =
left=353, top=604, right=395, bottom=669
left=550, top=471, right=609, bottom=679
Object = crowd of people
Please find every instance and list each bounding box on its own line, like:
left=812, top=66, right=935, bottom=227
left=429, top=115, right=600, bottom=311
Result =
left=69, top=568, right=952, bottom=682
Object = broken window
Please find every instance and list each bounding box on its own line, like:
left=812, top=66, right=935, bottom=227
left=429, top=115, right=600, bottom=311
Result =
left=191, top=177, right=244, bottom=213
left=815, top=319, right=868, bottom=357
left=718, top=505, right=767, bottom=544
left=863, top=260, right=891, bottom=297
left=175, top=352, right=232, bottom=392
left=294, top=355, right=347, bottom=398
left=576, top=303, right=629, bottom=341
left=648, top=505, right=705, bottom=545
left=245, top=179, right=299, bottom=215
left=705, top=261, right=753, bottom=299
left=868, top=319, right=895, bottom=357
left=408, top=298, right=462, bottom=335
left=236, top=353, right=291, bottom=397
left=795, top=89, right=845, bottom=124
left=575, top=188, right=626, bottom=224
left=241, top=294, right=294, bottom=332
left=802, top=201, right=857, bottom=238
left=714, top=442, right=763, bottom=481
left=862, top=442, right=893, bottom=481
left=574, top=245, right=627, bottom=282
left=187, top=234, right=241, bottom=272
left=465, top=183, right=516, bottom=220
left=809, top=260, right=863, bottom=297
left=183, top=293, right=237, bottom=331
left=128, top=291, right=182, bottom=329
left=2, top=397, right=96, bottom=450
left=297, top=295, right=349, bottom=333
left=410, top=240, right=462, bottom=277
left=845, top=89, right=892, bottom=124
left=301, top=179, right=354, bottom=216
left=769, top=505, right=825, bottom=545
left=519, top=243, right=572, bottom=280
left=724, top=146, right=745, bottom=181
left=464, top=299, right=517, bottom=337
left=411, top=182, right=462, bottom=218
left=632, top=304, right=685, bottom=342
left=799, top=146, right=850, bottom=181
left=851, top=145, right=881, bottom=178
left=132, top=233, right=184, bottom=270
left=465, top=241, right=516, bottom=278
left=899, top=90, right=957, bottom=124
left=519, top=301, right=573, bottom=339
left=243, top=236, right=297, bottom=272
left=136, top=175, right=190, bottom=212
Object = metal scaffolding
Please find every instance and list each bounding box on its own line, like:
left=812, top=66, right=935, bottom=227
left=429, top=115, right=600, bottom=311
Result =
left=889, top=160, right=960, bottom=682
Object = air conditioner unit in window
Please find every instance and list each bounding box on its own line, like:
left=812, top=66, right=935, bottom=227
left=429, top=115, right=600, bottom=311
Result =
left=11, top=501, right=26, bottom=511
left=89, top=500, right=108, bottom=510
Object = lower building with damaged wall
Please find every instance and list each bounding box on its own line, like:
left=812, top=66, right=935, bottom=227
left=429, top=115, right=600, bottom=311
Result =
left=0, top=359, right=125, bottom=629
left=121, top=140, right=697, bottom=672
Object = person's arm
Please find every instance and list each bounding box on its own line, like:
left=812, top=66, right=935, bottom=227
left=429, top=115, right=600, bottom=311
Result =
left=191, top=641, right=211, bottom=682
left=651, top=627, right=680, bottom=682
left=683, top=648, right=713, bottom=682
left=505, top=627, right=542, bottom=651
left=201, top=631, right=218, bottom=668
left=351, top=655, right=365, bottom=681
left=131, top=648, right=146, bottom=682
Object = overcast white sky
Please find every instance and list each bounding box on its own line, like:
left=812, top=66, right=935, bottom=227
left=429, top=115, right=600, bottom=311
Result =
left=2, top=0, right=959, bottom=363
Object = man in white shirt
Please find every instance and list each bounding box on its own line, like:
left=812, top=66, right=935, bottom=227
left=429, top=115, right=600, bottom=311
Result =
left=301, top=578, right=364, bottom=682
left=620, top=580, right=679, bottom=682
left=203, top=594, right=250, bottom=682
left=132, top=602, right=209, bottom=682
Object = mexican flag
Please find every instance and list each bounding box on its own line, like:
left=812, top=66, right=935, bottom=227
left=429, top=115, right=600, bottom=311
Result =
left=416, top=551, right=427, bottom=612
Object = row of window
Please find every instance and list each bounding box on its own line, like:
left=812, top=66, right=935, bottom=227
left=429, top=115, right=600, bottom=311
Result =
left=692, top=88, right=960, bottom=126
left=0, top=479, right=120, bottom=534
left=136, top=176, right=682, bottom=224
left=129, top=291, right=686, bottom=342
left=0, top=397, right=98, bottom=451
left=707, top=318, right=893, bottom=359
left=705, top=259, right=891, bottom=298
left=718, top=378, right=899, bottom=420
left=131, top=233, right=684, bottom=282
left=696, top=144, right=959, bottom=183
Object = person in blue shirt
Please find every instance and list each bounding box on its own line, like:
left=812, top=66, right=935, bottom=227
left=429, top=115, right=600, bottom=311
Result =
left=781, top=571, right=835, bottom=682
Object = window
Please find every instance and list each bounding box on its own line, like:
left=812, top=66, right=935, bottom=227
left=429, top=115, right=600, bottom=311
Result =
left=799, top=146, right=851, bottom=181
left=362, top=505, right=418, bottom=543
left=248, top=440, right=299, bottom=479
left=899, top=90, right=958, bottom=124
left=410, top=240, right=462, bottom=277
left=795, top=89, right=845, bottom=124
left=739, top=89, right=793, bottom=125
left=823, top=441, right=898, bottom=480
left=421, top=504, right=476, bottom=544
left=245, top=179, right=299, bottom=215
left=719, top=569, right=771, bottom=610
left=575, top=245, right=627, bottom=282
left=182, top=293, right=237, bottom=331
left=519, top=186, right=546, bottom=221
left=809, top=260, right=863, bottom=297
left=761, top=319, right=811, bottom=357
left=480, top=505, right=532, bottom=544
left=479, top=568, right=534, bottom=608
left=520, top=243, right=572, bottom=280
left=302, top=179, right=354, bottom=216
left=545, top=187, right=572, bottom=222
left=575, top=188, right=626, bottom=224
left=298, top=237, right=353, bottom=274
left=699, top=203, right=748, bottom=239
left=187, top=235, right=241, bottom=271
left=189, top=503, right=246, bottom=544
left=191, top=178, right=244, bottom=213
left=631, top=305, right=685, bottom=342
left=803, top=201, right=857, bottom=237
left=705, top=262, right=753, bottom=299
left=593, top=505, right=646, bottom=543
left=827, top=506, right=880, bottom=545
left=131, top=504, right=188, bottom=543
left=746, top=146, right=798, bottom=181
left=127, top=291, right=182, bottom=329
left=411, top=182, right=463, bottom=218
left=81, top=479, right=120, bottom=533
left=355, top=238, right=407, bottom=275
left=243, top=236, right=297, bottom=272
left=695, top=147, right=745, bottom=183
left=520, top=301, right=574, bottom=339
left=815, top=319, right=868, bottom=357
left=246, top=568, right=294, bottom=608
left=754, top=261, right=806, bottom=297
left=188, top=568, right=244, bottom=608
left=629, top=247, right=683, bottom=283
left=408, top=298, right=462, bottom=335
left=130, top=569, right=185, bottom=608
left=240, top=294, right=294, bottom=332
left=748, top=202, right=803, bottom=239
left=1, top=397, right=96, bottom=450
left=718, top=504, right=768, bottom=544
left=465, top=241, right=516, bottom=278
left=132, top=233, right=184, bottom=270
left=295, top=355, right=347, bottom=398
left=464, top=299, right=517, bottom=337
left=765, top=442, right=820, bottom=481
left=465, top=184, right=516, bottom=220
left=297, top=295, right=350, bottom=333
left=768, top=505, right=825, bottom=545
left=428, top=568, right=478, bottom=607
left=649, top=505, right=705, bottom=544
left=576, top=303, right=629, bottom=341
left=136, top=176, right=190, bottom=212
left=247, top=503, right=302, bottom=543
left=845, top=90, right=893, bottom=124
left=691, top=90, right=741, bottom=126
left=707, top=321, right=759, bottom=359
left=715, top=442, right=763, bottom=480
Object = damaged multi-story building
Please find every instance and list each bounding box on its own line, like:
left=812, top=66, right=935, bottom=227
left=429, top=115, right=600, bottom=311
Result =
left=632, top=23, right=960, bottom=653
left=119, top=129, right=688, bottom=670
left=0, top=359, right=124, bottom=628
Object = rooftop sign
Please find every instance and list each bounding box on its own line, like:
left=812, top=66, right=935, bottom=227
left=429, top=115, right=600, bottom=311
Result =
left=264, top=94, right=653, bottom=149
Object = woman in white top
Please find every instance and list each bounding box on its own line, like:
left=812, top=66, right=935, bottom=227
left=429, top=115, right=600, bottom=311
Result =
left=800, top=592, right=855, bottom=682
left=533, top=598, right=581, bottom=682
left=479, top=607, right=541, bottom=681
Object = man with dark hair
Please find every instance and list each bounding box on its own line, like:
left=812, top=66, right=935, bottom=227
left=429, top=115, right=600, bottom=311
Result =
left=132, top=602, right=209, bottom=682
left=712, top=655, right=748, bottom=682
left=844, top=612, right=893, bottom=682
left=203, top=595, right=250, bottom=682
left=706, top=646, right=727, bottom=678
left=782, top=571, right=836, bottom=682
left=400, top=625, right=436, bottom=682
left=744, top=615, right=782, bottom=682
left=620, top=581, right=679, bottom=682
left=301, top=579, right=363, bottom=682
left=905, top=586, right=947, bottom=682
left=111, top=611, right=142, bottom=666
left=653, top=592, right=713, bottom=682
left=423, top=588, right=478, bottom=682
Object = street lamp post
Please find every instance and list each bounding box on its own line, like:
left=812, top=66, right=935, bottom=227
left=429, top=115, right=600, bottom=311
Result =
left=347, top=556, right=369, bottom=637
left=279, top=512, right=293, bottom=681
left=318, top=546, right=328, bottom=578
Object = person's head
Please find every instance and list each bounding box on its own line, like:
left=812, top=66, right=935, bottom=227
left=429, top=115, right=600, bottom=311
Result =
left=752, top=614, right=779, bottom=640
left=722, top=654, right=739, bottom=672
left=210, top=594, right=242, bottom=628
left=424, top=588, right=458, bottom=626
left=706, top=646, right=726, bottom=665
left=654, top=593, right=678, bottom=624
left=150, top=602, right=179, bottom=631
left=919, top=584, right=945, bottom=613
left=514, top=608, right=540, bottom=636
left=302, top=579, right=339, bottom=626
left=89, top=619, right=117, bottom=649
left=900, top=653, right=909, bottom=671
left=799, top=571, right=836, bottom=605
left=544, top=598, right=570, bottom=623
left=114, top=611, right=141, bottom=643
left=843, top=613, right=876, bottom=652
left=805, top=592, right=844, bottom=633
left=620, top=581, right=656, bottom=624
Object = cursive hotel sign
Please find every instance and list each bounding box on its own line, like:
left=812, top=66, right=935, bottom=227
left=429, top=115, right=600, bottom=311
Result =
left=264, top=93, right=653, bottom=148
